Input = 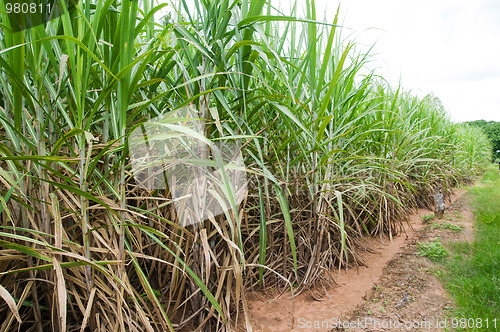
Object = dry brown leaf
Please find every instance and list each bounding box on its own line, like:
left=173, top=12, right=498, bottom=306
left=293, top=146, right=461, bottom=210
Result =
left=79, top=287, right=96, bottom=332
left=0, top=283, right=22, bottom=324
left=53, top=258, right=67, bottom=332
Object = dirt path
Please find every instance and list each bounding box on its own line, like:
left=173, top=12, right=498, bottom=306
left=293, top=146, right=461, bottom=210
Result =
left=245, top=189, right=473, bottom=331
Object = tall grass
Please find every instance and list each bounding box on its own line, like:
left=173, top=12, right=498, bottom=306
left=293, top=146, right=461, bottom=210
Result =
left=0, top=0, right=492, bottom=330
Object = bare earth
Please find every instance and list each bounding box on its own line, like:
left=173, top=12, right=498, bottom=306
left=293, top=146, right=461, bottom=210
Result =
left=245, top=189, right=473, bottom=331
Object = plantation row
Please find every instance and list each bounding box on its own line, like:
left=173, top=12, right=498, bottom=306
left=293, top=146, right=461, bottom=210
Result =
left=0, top=0, right=491, bottom=331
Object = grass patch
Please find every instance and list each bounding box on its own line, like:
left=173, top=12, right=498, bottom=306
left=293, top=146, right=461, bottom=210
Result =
left=431, top=222, right=464, bottom=232
left=442, top=166, right=500, bottom=324
left=480, top=168, right=498, bottom=184
left=422, top=214, right=436, bottom=223
left=417, top=238, right=448, bottom=262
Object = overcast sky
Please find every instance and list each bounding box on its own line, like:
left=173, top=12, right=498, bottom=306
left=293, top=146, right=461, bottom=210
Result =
left=312, top=0, right=500, bottom=123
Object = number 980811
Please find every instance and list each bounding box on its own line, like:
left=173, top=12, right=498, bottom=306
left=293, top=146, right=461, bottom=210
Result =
left=2, top=1, right=77, bottom=32
left=6, top=2, right=51, bottom=14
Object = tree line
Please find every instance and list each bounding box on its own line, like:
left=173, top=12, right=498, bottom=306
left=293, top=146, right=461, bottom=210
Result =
left=465, top=120, right=500, bottom=160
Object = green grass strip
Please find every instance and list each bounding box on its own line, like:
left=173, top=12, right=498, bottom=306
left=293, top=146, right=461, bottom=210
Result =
left=443, top=165, right=500, bottom=327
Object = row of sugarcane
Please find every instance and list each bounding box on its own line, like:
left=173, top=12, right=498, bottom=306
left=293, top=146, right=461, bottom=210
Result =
left=0, top=0, right=491, bottom=331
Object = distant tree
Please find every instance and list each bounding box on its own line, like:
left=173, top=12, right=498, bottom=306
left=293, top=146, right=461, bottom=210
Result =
left=465, top=120, right=500, bottom=160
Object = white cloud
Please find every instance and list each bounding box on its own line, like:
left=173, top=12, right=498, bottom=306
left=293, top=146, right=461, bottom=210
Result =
left=315, top=0, right=500, bottom=122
